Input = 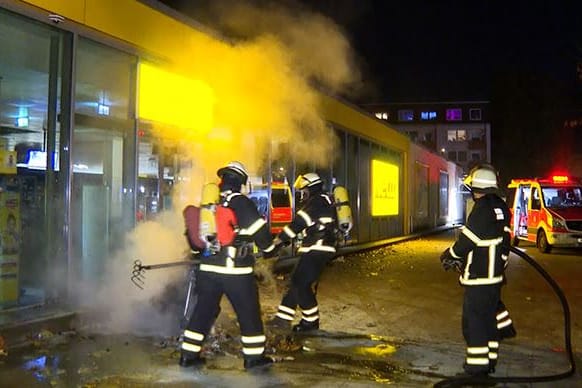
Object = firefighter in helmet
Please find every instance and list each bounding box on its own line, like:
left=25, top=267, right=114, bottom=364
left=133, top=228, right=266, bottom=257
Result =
left=440, top=163, right=512, bottom=376
left=268, top=172, right=337, bottom=333
left=179, top=161, right=277, bottom=371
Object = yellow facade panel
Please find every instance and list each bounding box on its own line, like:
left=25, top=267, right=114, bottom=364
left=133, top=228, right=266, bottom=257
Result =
left=84, top=0, right=207, bottom=62
left=20, top=0, right=86, bottom=23
left=138, top=62, right=214, bottom=133
left=320, top=94, right=409, bottom=152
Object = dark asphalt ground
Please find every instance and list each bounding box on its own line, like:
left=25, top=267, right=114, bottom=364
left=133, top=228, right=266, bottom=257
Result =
left=0, top=229, right=581, bottom=387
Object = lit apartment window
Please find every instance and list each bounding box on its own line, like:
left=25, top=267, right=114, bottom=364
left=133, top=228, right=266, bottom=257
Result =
left=398, top=109, right=414, bottom=121
left=446, top=108, right=462, bottom=121
left=420, top=111, right=437, bottom=120
left=469, top=108, right=482, bottom=121
left=447, top=129, right=466, bottom=141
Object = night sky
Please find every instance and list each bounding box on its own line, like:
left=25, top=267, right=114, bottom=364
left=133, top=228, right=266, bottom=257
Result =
left=159, top=0, right=582, bottom=179
left=159, top=0, right=582, bottom=102
left=299, top=0, right=582, bottom=103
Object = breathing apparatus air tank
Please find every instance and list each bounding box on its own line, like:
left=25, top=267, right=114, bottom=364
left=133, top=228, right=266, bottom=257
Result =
left=333, top=185, right=353, bottom=236
left=199, top=182, right=219, bottom=253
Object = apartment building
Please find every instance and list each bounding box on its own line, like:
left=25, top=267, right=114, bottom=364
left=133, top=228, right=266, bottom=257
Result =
left=361, top=101, right=491, bottom=169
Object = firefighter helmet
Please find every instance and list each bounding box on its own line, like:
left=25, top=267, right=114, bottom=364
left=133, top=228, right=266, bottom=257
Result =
left=217, top=161, right=249, bottom=185
left=464, top=164, right=499, bottom=194
left=293, top=173, right=322, bottom=190
left=294, top=173, right=322, bottom=202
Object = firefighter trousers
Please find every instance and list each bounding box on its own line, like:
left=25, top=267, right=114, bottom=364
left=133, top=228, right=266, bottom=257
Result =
left=277, top=251, right=333, bottom=324
left=181, top=270, right=266, bottom=360
left=462, top=284, right=501, bottom=374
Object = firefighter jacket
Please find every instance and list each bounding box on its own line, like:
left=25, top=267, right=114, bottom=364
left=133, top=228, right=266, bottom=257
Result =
left=449, top=193, right=511, bottom=286
left=279, top=192, right=337, bottom=254
left=199, top=190, right=275, bottom=275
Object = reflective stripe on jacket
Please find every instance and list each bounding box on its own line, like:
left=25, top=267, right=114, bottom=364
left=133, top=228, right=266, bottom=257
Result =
left=199, top=190, right=275, bottom=275
left=450, top=194, right=511, bottom=286
left=280, top=192, right=337, bottom=253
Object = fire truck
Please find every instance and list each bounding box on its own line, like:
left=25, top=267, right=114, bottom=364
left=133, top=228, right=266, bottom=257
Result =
left=507, top=175, right=582, bottom=253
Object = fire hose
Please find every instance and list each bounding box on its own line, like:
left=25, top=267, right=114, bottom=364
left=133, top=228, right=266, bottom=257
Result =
left=433, top=246, right=577, bottom=387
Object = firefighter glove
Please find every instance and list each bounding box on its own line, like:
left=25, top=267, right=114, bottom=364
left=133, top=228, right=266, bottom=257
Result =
left=440, top=248, right=463, bottom=272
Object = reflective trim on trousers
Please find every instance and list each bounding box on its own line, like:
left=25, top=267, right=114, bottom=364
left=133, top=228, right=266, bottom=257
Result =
left=276, top=305, right=295, bottom=321
left=466, top=357, right=489, bottom=365
left=181, top=342, right=201, bottom=353
left=301, top=305, right=319, bottom=322
left=242, top=335, right=266, bottom=343
left=183, top=330, right=204, bottom=341
left=242, top=346, right=265, bottom=356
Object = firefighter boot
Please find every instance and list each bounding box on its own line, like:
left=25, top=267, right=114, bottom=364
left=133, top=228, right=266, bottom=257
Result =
left=292, top=319, right=319, bottom=333
left=454, top=370, right=496, bottom=387
left=499, top=324, right=517, bottom=340
left=179, top=352, right=205, bottom=368
left=267, top=316, right=291, bottom=334
left=244, top=355, right=273, bottom=371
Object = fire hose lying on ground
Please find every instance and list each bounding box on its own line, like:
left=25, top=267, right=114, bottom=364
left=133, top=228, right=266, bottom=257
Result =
left=434, top=245, right=577, bottom=387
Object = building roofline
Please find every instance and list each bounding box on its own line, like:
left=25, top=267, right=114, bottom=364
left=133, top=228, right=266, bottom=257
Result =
left=360, top=100, right=491, bottom=106
left=138, top=0, right=230, bottom=43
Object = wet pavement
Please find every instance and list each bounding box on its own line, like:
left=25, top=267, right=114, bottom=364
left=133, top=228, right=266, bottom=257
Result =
left=0, top=326, right=577, bottom=387
left=1, top=229, right=581, bottom=387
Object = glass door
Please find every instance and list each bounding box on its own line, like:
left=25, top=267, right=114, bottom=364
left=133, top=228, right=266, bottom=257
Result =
left=71, top=37, right=137, bottom=297
left=0, top=9, right=69, bottom=309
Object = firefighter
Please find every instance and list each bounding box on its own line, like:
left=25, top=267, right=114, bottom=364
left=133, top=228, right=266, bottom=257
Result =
left=268, top=172, right=337, bottom=333
left=179, top=161, right=278, bottom=370
left=440, top=163, right=512, bottom=377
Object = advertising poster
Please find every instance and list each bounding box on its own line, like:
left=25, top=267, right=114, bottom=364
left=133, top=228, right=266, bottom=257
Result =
left=371, top=159, right=399, bottom=216
left=0, top=150, right=17, bottom=175
left=0, top=191, right=21, bottom=305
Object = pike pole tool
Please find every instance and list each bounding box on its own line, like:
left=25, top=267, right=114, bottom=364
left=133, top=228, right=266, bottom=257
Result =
left=131, top=258, right=199, bottom=289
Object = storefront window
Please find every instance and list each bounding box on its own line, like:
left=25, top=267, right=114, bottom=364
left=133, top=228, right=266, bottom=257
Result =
left=71, top=38, right=136, bottom=294
left=0, top=9, right=66, bottom=309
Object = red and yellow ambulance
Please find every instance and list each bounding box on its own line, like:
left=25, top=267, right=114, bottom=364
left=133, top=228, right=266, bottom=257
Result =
left=507, top=175, right=582, bottom=253
left=248, top=181, right=293, bottom=235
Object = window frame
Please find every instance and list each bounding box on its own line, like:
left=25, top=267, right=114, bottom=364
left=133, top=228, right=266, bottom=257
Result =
left=469, top=108, right=482, bottom=121
left=397, top=109, right=414, bottom=122
left=445, top=108, right=462, bottom=121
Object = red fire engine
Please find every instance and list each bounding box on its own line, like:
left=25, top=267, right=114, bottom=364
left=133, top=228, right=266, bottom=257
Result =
left=507, top=175, right=582, bottom=253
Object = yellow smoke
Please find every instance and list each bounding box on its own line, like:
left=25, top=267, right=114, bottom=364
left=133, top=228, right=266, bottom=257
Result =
left=138, top=0, right=361, bottom=184
left=89, top=1, right=361, bottom=334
